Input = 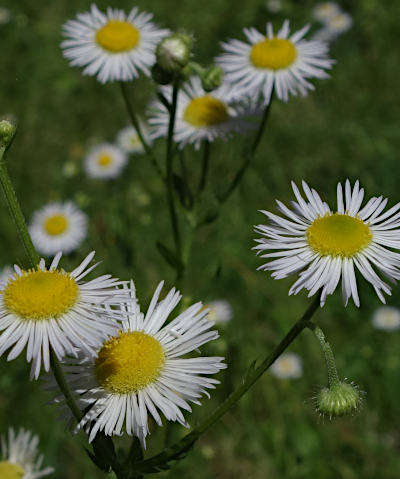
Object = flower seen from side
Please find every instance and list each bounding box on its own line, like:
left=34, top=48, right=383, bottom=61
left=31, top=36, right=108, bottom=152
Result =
left=61, top=4, right=169, bottom=83
left=0, top=428, right=53, bottom=479
left=255, top=180, right=400, bottom=307
left=0, top=252, right=128, bottom=379
left=371, top=306, right=400, bottom=331
left=217, top=19, right=334, bottom=104
left=149, top=76, right=255, bottom=149
left=51, top=281, right=226, bottom=446
left=29, top=202, right=87, bottom=256
left=270, top=352, right=303, bottom=379
left=84, top=143, right=128, bottom=179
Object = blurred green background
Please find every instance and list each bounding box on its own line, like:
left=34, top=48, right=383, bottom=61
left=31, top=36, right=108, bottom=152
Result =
left=1, top=0, right=400, bottom=477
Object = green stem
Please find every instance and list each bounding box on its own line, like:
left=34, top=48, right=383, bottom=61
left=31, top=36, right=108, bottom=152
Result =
left=219, top=95, right=274, bottom=203
left=166, top=83, right=181, bottom=264
left=119, top=82, right=164, bottom=182
left=198, top=140, right=211, bottom=194
left=133, top=294, right=321, bottom=473
left=0, top=147, right=39, bottom=267
left=309, top=325, right=340, bottom=387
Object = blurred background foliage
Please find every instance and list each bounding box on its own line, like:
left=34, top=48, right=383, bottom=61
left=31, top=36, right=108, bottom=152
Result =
left=1, top=0, right=400, bottom=477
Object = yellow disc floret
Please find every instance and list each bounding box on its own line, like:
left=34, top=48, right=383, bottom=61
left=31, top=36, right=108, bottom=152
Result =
left=250, top=38, right=297, bottom=70
left=96, top=20, right=140, bottom=53
left=307, top=213, right=372, bottom=258
left=43, top=214, right=68, bottom=236
left=98, top=154, right=113, bottom=167
left=0, top=461, right=25, bottom=479
left=3, top=270, right=79, bottom=320
left=183, top=96, right=229, bottom=128
left=95, top=331, right=165, bottom=394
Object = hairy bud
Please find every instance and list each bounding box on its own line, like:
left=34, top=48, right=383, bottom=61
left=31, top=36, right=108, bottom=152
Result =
left=315, top=381, right=363, bottom=418
left=156, top=33, right=192, bottom=73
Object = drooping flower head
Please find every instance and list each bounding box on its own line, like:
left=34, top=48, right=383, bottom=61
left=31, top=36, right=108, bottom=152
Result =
left=149, top=76, right=255, bottom=149
left=61, top=4, right=169, bottom=83
left=0, top=428, right=53, bottom=479
left=255, top=180, right=400, bottom=306
left=0, top=252, right=128, bottom=378
left=49, top=281, right=226, bottom=446
left=29, top=202, right=87, bottom=256
left=217, top=20, right=334, bottom=104
left=84, top=143, right=128, bottom=179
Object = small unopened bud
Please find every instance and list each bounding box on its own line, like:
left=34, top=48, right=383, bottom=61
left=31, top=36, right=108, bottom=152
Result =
left=156, top=33, right=192, bottom=73
left=201, top=65, right=224, bottom=92
left=315, top=381, right=363, bottom=418
left=0, top=119, right=16, bottom=147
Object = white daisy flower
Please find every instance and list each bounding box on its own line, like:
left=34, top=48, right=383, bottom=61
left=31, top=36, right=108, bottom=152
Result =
left=29, top=202, right=88, bottom=257
left=217, top=20, right=334, bottom=104
left=0, top=428, right=53, bottom=479
left=266, top=0, right=282, bottom=14
left=149, top=76, right=254, bottom=149
left=61, top=4, right=169, bottom=83
left=205, top=300, right=233, bottom=324
left=52, top=281, right=226, bottom=446
left=0, top=251, right=128, bottom=379
left=326, top=12, right=353, bottom=35
left=84, top=143, right=128, bottom=179
left=0, top=265, right=13, bottom=284
left=270, top=352, right=303, bottom=379
left=116, top=125, right=150, bottom=154
left=371, top=306, right=400, bottom=331
left=312, top=2, right=342, bottom=23
left=255, top=180, right=400, bottom=307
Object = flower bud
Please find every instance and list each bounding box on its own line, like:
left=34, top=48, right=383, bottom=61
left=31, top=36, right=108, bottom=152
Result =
left=156, top=33, right=192, bottom=73
left=0, top=119, right=16, bottom=147
left=315, top=381, right=362, bottom=418
left=201, top=66, right=224, bottom=92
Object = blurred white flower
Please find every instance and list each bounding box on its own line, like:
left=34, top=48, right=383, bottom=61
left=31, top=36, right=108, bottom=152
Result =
left=0, top=8, right=11, bottom=25
left=326, top=12, right=353, bottom=35
left=270, top=352, right=303, bottom=379
left=84, top=142, right=128, bottom=179
left=116, top=125, right=151, bottom=154
left=372, top=306, right=400, bottom=331
left=205, top=300, right=233, bottom=324
left=265, top=0, right=282, bottom=13
left=312, top=2, right=342, bottom=23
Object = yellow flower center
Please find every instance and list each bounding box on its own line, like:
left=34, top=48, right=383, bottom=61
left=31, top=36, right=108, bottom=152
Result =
left=250, top=38, right=297, bottom=70
left=0, top=461, right=25, bottom=479
left=307, top=213, right=372, bottom=258
left=183, top=96, right=229, bottom=128
left=95, top=331, right=165, bottom=394
left=3, top=270, right=79, bottom=320
left=43, top=214, right=68, bottom=236
left=98, top=154, right=113, bottom=167
left=96, top=20, right=140, bottom=53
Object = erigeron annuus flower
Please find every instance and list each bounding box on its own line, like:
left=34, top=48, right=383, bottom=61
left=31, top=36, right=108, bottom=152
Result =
left=116, top=125, right=150, bottom=154
left=149, top=76, right=254, bottom=149
left=312, top=2, right=342, bottom=23
left=29, top=202, right=87, bottom=256
left=0, top=428, right=53, bottom=479
left=326, top=12, right=353, bottom=36
left=52, top=281, right=226, bottom=446
left=205, top=300, right=233, bottom=324
left=270, top=353, right=303, bottom=379
left=61, top=4, right=169, bottom=83
left=84, top=143, right=128, bottom=179
left=0, top=252, right=128, bottom=379
left=371, top=306, right=400, bottom=331
left=255, top=180, right=400, bottom=307
left=217, top=20, right=334, bottom=104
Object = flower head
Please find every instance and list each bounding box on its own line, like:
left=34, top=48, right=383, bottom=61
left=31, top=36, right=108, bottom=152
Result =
left=315, top=381, right=362, bottom=418
left=217, top=19, right=334, bottom=104
left=270, top=352, right=303, bottom=379
left=116, top=125, right=150, bottom=154
left=312, top=2, right=342, bottom=23
left=61, top=4, right=169, bottom=83
left=149, top=76, right=255, bottom=149
left=29, top=202, right=87, bottom=256
left=0, top=428, right=53, bottom=479
left=205, top=300, right=233, bottom=324
left=156, top=32, right=192, bottom=73
left=255, top=180, right=400, bottom=306
left=84, top=143, right=128, bottom=179
left=50, top=281, right=226, bottom=446
left=371, top=306, right=400, bottom=331
left=0, top=252, right=127, bottom=378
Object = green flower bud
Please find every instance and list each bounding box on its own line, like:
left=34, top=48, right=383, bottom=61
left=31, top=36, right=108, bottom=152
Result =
left=315, top=381, right=363, bottom=418
left=156, top=33, right=192, bottom=73
left=0, top=119, right=16, bottom=147
left=201, top=65, right=224, bottom=92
